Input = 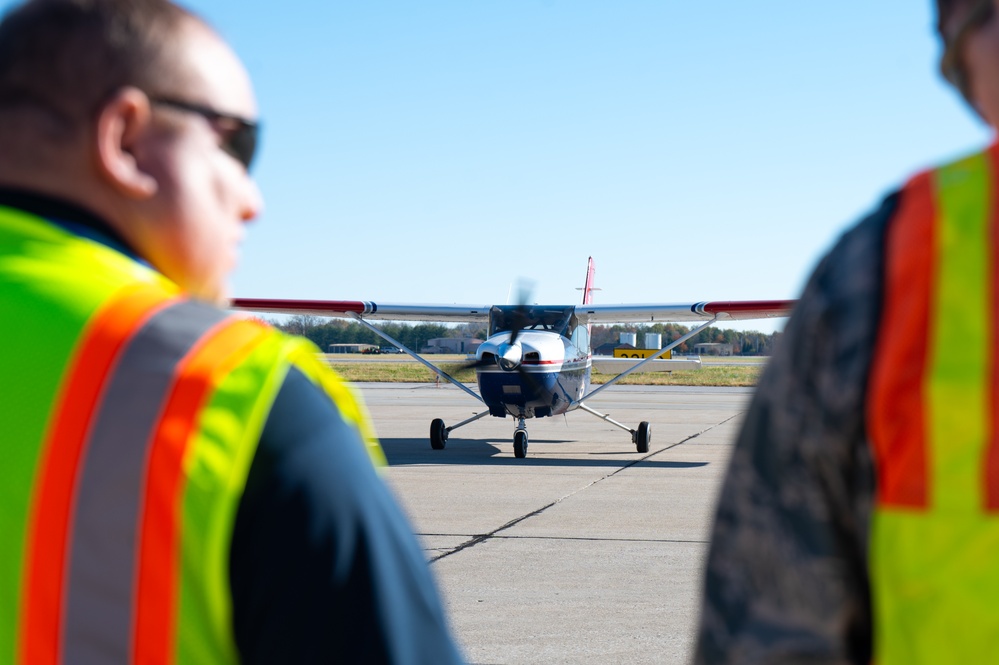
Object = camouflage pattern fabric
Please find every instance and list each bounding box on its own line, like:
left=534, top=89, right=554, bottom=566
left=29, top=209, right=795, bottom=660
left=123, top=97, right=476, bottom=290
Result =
left=693, top=192, right=899, bottom=664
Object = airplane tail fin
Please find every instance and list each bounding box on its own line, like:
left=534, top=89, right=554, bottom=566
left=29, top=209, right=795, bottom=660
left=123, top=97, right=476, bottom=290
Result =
left=581, top=256, right=596, bottom=305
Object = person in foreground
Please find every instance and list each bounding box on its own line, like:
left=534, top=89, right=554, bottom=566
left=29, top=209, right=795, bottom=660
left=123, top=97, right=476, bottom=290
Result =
left=0, top=0, right=464, bottom=662
left=694, top=1, right=999, bottom=663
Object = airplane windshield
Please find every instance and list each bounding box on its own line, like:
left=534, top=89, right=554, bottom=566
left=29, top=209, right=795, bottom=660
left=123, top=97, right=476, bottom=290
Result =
left=489, top=306, right=575, bottom=337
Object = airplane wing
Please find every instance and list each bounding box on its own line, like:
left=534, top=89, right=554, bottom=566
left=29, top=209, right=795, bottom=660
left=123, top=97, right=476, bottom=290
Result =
left=230, top=298, right=492, bottom=322
left=576, top=300, right=794, bottom=324
left=230, top=298, right=794, bottom=324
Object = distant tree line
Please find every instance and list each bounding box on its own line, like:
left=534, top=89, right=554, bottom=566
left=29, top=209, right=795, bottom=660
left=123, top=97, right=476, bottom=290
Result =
left=268, top=315, right=457, bottom=353
left=269, top=315, right=780, bottom=356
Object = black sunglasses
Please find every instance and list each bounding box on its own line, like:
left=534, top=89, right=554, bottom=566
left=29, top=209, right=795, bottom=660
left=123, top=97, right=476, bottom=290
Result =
left=149, top=96, right=259, bottom=170
left=940, top=0, right=996, bottom=102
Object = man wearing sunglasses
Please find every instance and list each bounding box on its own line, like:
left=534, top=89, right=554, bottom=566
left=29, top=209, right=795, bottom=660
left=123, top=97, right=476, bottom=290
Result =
left=0, top=0, right=464, bottom=663
left=694, top=2, right=999, bottom=663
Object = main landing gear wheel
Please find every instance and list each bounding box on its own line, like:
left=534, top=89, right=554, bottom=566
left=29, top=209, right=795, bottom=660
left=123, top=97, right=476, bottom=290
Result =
left=634, top=421, right=651, bottom=453
left=513, top=429, right=528, bottom=459
left=430, top=418, right=448, bottom=450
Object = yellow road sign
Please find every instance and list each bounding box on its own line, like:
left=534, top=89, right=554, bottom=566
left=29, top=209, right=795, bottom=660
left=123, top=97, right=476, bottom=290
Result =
left=613, top=348, right=671, bottom=359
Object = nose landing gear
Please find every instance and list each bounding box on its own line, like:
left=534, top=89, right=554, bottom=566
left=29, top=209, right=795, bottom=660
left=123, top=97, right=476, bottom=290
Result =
left=513, top=418, right=528, bottom=458
left=430, top=410, right=649, bottom=458
left=428, top=413, right=534, bottom=458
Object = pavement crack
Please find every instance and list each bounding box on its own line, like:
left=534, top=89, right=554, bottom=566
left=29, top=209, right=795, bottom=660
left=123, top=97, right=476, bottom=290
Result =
left=496, top=535, right=710, bottom=545
left=430, top=415, right=736, bottom=564
left=609, top=412, right=742, bottom=475
left=430, top=498, right=563, bottom=562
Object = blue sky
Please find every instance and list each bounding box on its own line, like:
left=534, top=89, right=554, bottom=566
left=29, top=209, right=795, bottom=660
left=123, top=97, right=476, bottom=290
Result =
left=4, top=1, right=993, bottom=332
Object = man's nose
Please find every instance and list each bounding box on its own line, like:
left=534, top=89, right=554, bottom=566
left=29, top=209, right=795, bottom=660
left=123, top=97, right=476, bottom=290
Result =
left=241, top=177, right=263, bottom=222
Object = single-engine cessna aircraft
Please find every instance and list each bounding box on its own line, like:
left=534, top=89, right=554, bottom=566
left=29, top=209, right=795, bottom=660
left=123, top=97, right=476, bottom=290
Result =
left=231, top=258, right=793, bottom=458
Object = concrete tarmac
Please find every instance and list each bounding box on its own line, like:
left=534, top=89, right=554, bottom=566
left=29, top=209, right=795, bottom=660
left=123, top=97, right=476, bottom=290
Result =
left=358, top=382, right=752, bottom=665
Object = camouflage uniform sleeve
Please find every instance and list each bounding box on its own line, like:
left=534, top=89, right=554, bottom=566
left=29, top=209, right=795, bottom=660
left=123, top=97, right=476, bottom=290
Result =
left=692, top=192, right=898, bottom=665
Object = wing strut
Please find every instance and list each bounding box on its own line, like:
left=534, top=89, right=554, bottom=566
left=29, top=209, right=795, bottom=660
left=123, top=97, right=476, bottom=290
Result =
left=580, top=315, right=719, bottom=402
left=348, top=313, right=483, bottom=403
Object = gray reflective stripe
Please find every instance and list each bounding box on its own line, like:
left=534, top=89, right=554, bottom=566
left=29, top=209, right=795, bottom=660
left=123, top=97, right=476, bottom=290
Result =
left=62, top=300, right=229, bottom=662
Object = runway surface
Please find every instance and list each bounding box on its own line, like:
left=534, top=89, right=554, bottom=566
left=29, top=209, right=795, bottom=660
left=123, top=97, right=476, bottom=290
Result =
left=357, top=382, right=753, bottom=665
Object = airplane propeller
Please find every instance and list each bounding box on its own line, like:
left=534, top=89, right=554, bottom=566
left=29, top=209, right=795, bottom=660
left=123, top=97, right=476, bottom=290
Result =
left=458, top=280, right=533, bottom=375
left=495, top=339, right=523, bottom=371
left=505, top=280, right=533, bottom=342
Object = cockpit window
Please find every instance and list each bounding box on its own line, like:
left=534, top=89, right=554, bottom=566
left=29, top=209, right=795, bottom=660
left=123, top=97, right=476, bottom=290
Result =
left=489, top=306, right=575, bottom=336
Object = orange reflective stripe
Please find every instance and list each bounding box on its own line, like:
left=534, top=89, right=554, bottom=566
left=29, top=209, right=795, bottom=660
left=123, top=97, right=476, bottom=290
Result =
left=19, top=285, right=177, bottom=665
left=868, top=171, right=936, bottom=508
left=986, top=145, right=999, bottom=510
left=132, top=318, right=271, bottom=663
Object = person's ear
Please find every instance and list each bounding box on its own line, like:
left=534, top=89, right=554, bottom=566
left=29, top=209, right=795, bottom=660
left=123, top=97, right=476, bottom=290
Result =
left=94, top=87, right=158, bottom=199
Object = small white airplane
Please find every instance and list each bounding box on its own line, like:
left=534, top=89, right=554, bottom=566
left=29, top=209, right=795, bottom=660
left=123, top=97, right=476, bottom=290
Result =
left=231, top=258, right=793, bottom=458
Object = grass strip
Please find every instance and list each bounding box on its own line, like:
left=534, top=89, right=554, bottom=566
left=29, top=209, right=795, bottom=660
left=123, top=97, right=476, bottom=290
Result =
left=324, top=358, right=762, bottom=387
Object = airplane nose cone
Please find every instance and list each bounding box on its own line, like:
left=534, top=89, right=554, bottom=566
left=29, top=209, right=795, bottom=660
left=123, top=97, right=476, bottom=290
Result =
left=497, top=341, right=522, bottom=371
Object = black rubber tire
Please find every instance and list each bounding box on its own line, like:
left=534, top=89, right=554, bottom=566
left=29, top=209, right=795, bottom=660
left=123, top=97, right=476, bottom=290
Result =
left=513, top=429, right=528, bottom=458
left=635, top=421, right=651, bottom=453
left=430, top=418, right=448, bottom=450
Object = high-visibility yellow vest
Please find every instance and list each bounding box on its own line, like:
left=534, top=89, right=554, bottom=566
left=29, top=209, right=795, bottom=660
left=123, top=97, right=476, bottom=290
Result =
left=0, top=205, right=382, bottom=663
left=868, top=144, right=999, bottom=662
